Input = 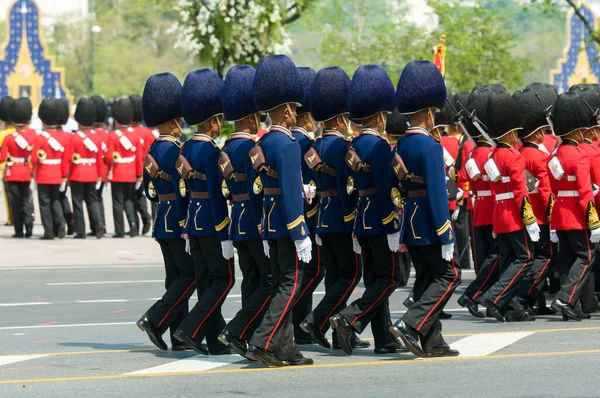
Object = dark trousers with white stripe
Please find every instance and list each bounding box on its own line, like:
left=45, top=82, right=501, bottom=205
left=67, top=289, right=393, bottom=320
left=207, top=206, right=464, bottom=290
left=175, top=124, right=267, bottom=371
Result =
left=464, top=225, right=500, bottom=301
left=250, top=237, right=304, bottom=360
left=556, top=230, right=597, bottom=306
left=304, top=233, right=361, bottom=333
left=518, top=224, right=552, bottom=301
left=178, top=235, right=234, bottom=353
left=338, top=234, right=400, bottom=348
left=481, top=229, right=534, bottom=311
left=226, top=239, right=273, bottom=340
left=293, top=234, right=324, bottom=340
left=147, top=238, right=195, bottom=342
left=403, top=244, right=461, bottom=350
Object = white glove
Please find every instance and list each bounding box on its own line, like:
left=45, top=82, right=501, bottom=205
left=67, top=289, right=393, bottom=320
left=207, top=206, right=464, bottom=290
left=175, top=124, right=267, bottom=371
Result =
left=387, top=231, right=400, bottom=252
left=95, top=180, right=102, bottom=190
left=456, top=188, right=464, bottom=201
left=550, top=230, right=558, bottom=243
left=29, top=179, right=36, bottom=192
left=451, top=208, right=460, bottom=221
left=591, top=228, right=600, bottom=243
left=315, top=234, right=322, bottom=246
left=441, top=243, right=454, bottom=261
left=221, top=240, right=234, bottom=259
left=59, top=180, right=67, bottom=193
left=594, top=184, right=599, bottom=197
left=183, top=234, right=191, bottom=255
left=526, top=223, right=540, bottom=242
left=303, top=183, right=316, bottom=199
left=352, top=235, right=362, bottom=254
left=295, top=237, right=313, bottom=263
left=492, top=232, right=497, bottom=239
left=135, top=179, right=142, bottom=190
left=263, top=240, right=270, bottom=258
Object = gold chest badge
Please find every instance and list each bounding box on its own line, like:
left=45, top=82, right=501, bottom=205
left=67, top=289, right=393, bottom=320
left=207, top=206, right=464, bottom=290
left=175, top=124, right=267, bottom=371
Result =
left=391, top=187, right=402, bottom=208
left=148, top=181, right=157, bottom=198
left=221, top=180, right=230, bottom=197
left=179, top=178, right=187, bottom=197
left=346, top=176, right=355, bottom=195
left=253, top=176, right=263, bottom=195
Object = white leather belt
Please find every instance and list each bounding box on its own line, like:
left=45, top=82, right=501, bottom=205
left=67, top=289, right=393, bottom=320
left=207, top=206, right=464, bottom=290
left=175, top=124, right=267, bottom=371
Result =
left=10, top=157, right=26, bottom=162
left=496, top=192, right=514, bottom=200
left=477, top=190, right=492, bottom=197
left=500, top=176, right=510, bottom=183
left=115, top=156, right=135, bottom=164
left=557, top=190, right=579, bottom=197
left=74, top=158, right=96, bottom=164
left=566, top=176, right=577, bottom=182
left=40, top=159, right=61, bottom=165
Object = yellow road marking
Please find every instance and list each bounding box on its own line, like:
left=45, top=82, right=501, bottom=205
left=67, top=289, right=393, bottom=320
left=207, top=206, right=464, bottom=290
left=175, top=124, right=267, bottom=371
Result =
left=1, top=349, right=600, bottom=385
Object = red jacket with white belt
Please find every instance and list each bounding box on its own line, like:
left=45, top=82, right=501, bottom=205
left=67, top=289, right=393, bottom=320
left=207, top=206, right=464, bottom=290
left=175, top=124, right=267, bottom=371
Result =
left=31, top=129, right=69, bottom=184
left=65, top=130, right=103, bottom=183
left=467, top=141, right=494, bottom=227
left=519, top=141, right=552, bottom=225
left=0, top=128, right=36, bottom=182
left=105, top=128, right=143, bottom=183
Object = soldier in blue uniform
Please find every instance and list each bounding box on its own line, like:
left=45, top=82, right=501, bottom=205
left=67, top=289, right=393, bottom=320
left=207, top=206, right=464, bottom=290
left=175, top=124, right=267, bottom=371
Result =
left=390, top=60, right=461, bottom=358
left=171, top=69, right=234, bottom=355
left=290, top=66, right=325, bottom=345
left=217, top=65, right=273, bottom=359
left=328, top=65, right=402, bottom=356
left=298, top=66, right=372, bottom=352
left=136, top=73, right=195, bottom=351
left=245, top=54, right=314, bottom=367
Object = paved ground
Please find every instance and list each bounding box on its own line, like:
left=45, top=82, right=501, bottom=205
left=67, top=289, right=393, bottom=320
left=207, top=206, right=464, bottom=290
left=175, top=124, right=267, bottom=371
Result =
left=1, top=188, right=600, bottom=397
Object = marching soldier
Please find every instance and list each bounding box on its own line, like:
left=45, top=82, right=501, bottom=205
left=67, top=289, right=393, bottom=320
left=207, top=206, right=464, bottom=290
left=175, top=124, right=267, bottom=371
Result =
left=90, top=95, right=108, bottom=236
left=390, top=60, right=460, bottom=357
left=136, top=73, right=195, bottom=351
left=31, top=99, right=68, bottom=239
left=477, top=90, right=538, bottom=322
left=0, top=96, right=15, bottom=227
left=328, top=64, right=401, bottom=356
left=56, top=98, right=75, bottom=236
left=290, top=67, right=324, bottom=345
left=245, top=54, right=313, bottom=367
left=105, top=98, right=143, bottom=238
left=129, top=94, right=154, bottom=235
left=549, top=91, right=600, bottom=320
left=172, top=69, right=234, bottom=355
left=217, top=65, right=272, bottom=359
left=65, top=98, right=104, bottom=239
left=0, top=98, right=35, bottom=238
left=528, top=83, right=559, bottom=153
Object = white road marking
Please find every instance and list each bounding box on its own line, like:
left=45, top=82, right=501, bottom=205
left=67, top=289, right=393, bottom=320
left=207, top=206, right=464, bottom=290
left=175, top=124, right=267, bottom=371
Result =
left=76, top=299, right=129, bottom=303
left=0, top=354, right=48, bottom=367
left=450, top=331, right=535, bottom=357
left=0, top=265, right=163, bottom=271
left=0, top=302, right=52, bottom=307
left=0, top=322, right=135, bottom=330
left=125, top=354, right=242, bottom=375
left=47, top=280, right=164, bottom=286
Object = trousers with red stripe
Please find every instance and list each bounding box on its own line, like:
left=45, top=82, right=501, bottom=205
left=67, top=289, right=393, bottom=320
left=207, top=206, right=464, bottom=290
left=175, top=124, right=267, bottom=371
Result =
left=177, top=235, right=235, bottom=353
left=146, top=239, right=195, bottom=340
left=517, top=225, right=552, bottom=302
left=337, top=234, right=400, bottom=348
left=555, top=230, right=597, bottom=306
left=250, top=237, right=304, bottom=360
left=304, top=233, right=362, bottom=333
left=463, top=225, right=500, bottom=301
left=293, top=235, right=324, bottom=340
left=403, top=244, right=461, bottom=351
left=480, top=229, right=534, bottom=311
left=225, top=239, right=273, bottom=340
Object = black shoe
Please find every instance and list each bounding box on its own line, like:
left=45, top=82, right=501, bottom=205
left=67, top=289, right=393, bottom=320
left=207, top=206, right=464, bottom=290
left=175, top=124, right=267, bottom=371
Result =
left=534, top=306, right=555, bottom=315
left=11, top=234, right=24, bottom=238
left=40, top=235, right=54, bottom=240
left=424, top=343, right=460, bottom=358
left=113, top=234, right=125, bottom=238
left=95, top=222, right=104, bottom=239
left=25, top=227, right=33, bottom=238
left=73, top=234, right=86, bottom=239
left=403, top=296, right=415, bottom=309
left=551, top=299, right=581, bottom=321
left=173, top=330, right=209, bottom=355
left=171, top=343, right=191, bottom=351
left=282, top=353, right=314, bottom=366
left=210, top=347, right=233, bottom=355
left=57, top=226, right=66, bottom=239
left=136, top=315, right=168, bottom=350
left=218, top=330, right=251, bottom=359
left=480, top=298, right=504, bottom=322
left=329, top=314, right=353, bottom=355
left=374, top=340, right=409, bottom=354
left=142, top=222, right=151, bottom=235
left=439, top=311, right=452, bottom=320
left=66, top=223, right=74, bottom=236
left=87, top=231, right=96, bottom=237
left=129, top=224, right=139, bottom=238
left=505, top=311, right=536, bottom=322
left=457, top=295, right=485, bottom=318
left=294, top=337, right=314, bottom=345
left=300, top=321, right=330, bottom=349
left=246, top=345, right=286, bottom=367
left=390, top=320, right=425, bottom=358
left=350, top=331, right=370, bottom=348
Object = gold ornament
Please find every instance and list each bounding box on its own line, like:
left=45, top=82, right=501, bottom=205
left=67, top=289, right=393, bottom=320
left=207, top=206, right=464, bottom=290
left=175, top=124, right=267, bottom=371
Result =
left=148, top=181, right=157, bottom=198
left=221, top=180, right=230, bottom=197
left=112, top=152, right=121, bottom=161
left=37, top=150, right=46, bottom=160
left=253, top=176, right=263, bottom=195
left=179, top=178, right=187, bottom=197
left=308, top=180, right=317, bottom=199
left=346, top=176, right=355, bottom=195
left=391, top=187, right=402, bottom=208
left=72, top=153, right=81, bottom=163
left=6, top=155, right=13, bottom=166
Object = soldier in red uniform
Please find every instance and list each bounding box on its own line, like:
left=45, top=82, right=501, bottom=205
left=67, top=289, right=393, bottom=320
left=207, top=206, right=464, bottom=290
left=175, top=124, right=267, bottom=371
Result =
left=129, top=94, right=153, bottom=235
left=55, top=98, right=75, bottom=235
left=90, top=95, right=109, bottom=236
left=105, top=98, right=143, bottom=238
left=478, top=90, right=539, bottom=322
left=31, top=99, right=68, bottom=239
left=65, top=98, right=104, bottom=239
left=0, top=98, right=35, bottom=238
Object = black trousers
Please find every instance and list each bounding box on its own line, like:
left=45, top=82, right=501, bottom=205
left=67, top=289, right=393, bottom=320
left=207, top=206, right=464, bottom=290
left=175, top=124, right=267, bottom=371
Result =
left=227, top=239, right=273, bottom=340
left=517, top=224, right=552, bottom=301
left=177, top=235, right=234, bottom=352
left=6, top=181, right=34, bottom=237
left=403, top=244, right=461, bottom=350
left=147, top=239, right=195, bottom=343
left=293, top=234, right=324, bottom=340
left=89, top=182, right=106, bottom=234
left=250, top=237, right=304, bottom=360
left=134, top=184, right=152, bottom=231
left=305, top=233, right=361, bottom=333
left=59, top=189, right=73, bottom=233
left=464, top=225, right=500, bottom=301
left=453, top=204, right=472, bottom=269
left=70, top=181, right=101, bottom=236
left=481, top=229, right=534, bottom=311
left=339, top=234, right=400, bottom=346
left=556, top=230, right=597, bottom=306
left=2, top=180, right=11, bottom=225
left=37, top=184, right=65, bottom=238
left=111, top=182, right=137, bottom=236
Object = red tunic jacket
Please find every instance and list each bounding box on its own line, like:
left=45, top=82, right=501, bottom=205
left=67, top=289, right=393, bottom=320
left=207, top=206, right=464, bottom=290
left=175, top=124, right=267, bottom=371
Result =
left=31, top=129, right=69, bottom=185
left=105, top=128, right=143, bottom=183
left=0, top=128, right=36, bottom=182
left=579, top=139, right=600, bottom=208
left=441, top=135, right=459, bottom=211
left=519, top=142, right=552, bottom=225
left=467, top=141, right=494, bottom=227
left=65, top=130, right=103, bottom=183
left=90, top=128, right=108, bottom=182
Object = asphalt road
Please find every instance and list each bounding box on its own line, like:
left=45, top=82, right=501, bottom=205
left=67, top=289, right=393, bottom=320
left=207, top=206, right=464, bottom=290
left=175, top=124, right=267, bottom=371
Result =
left=1, top=193, right=600, bottom=397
